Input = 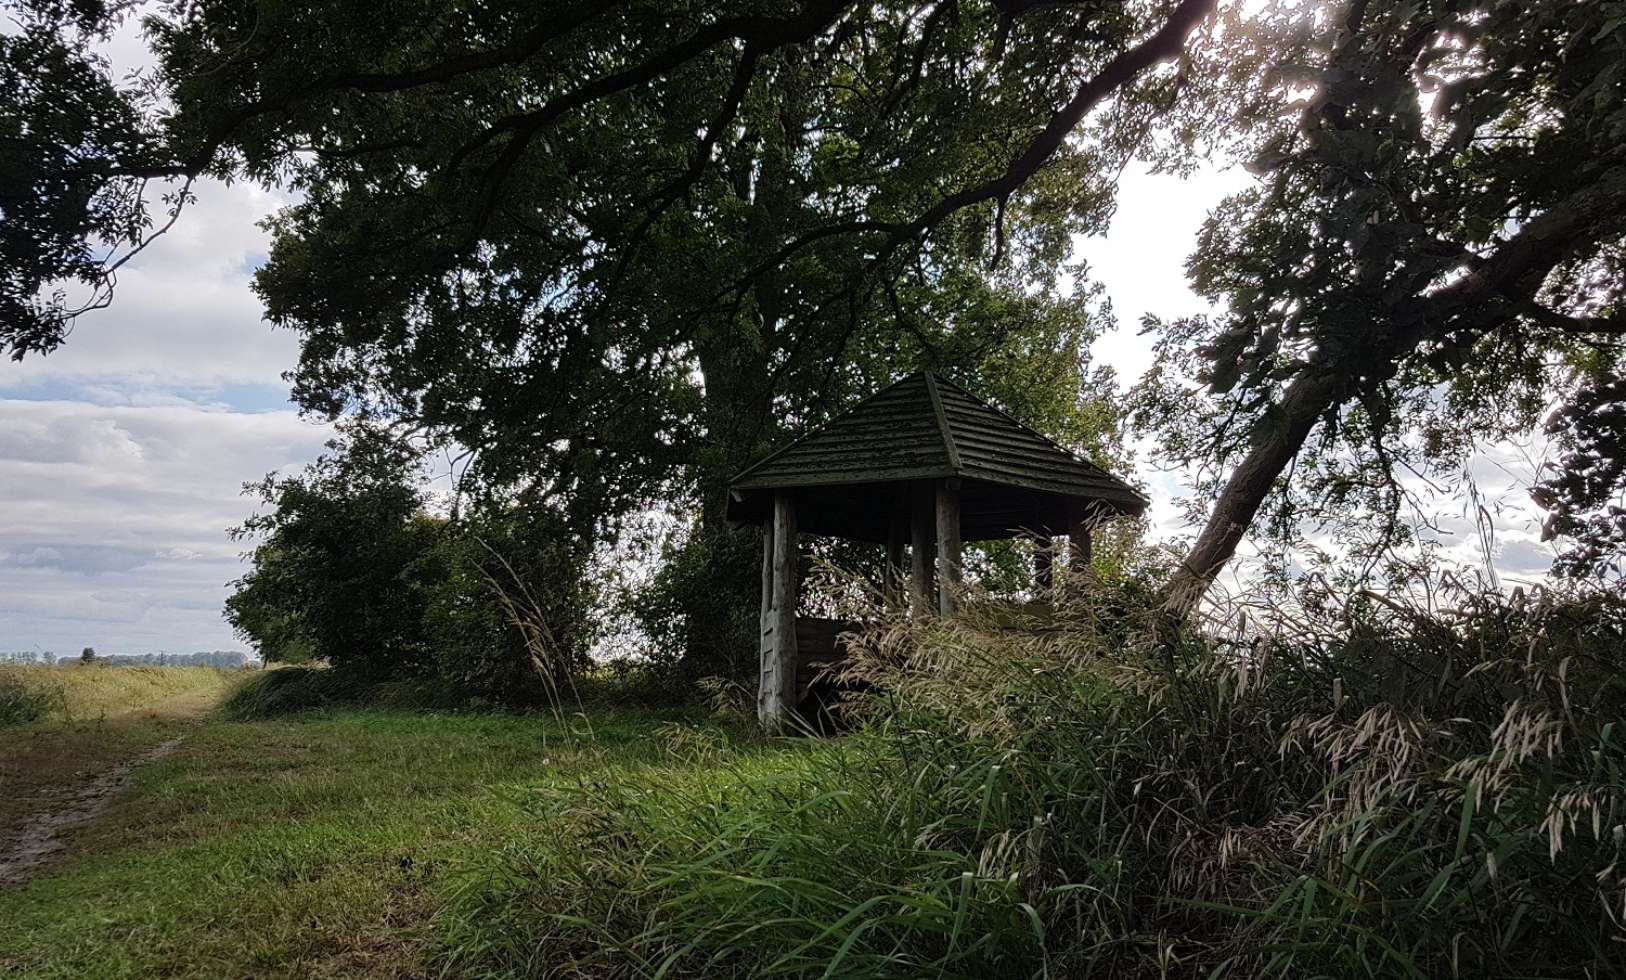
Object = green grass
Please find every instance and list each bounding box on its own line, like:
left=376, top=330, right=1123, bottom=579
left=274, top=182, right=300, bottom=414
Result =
left=435, top=585, right=1626, bottom=980
left=218, top=664, right=485, bottom=719
left=0, top=671, right=64, bottom=725
left=0, top=666, right=248, bottom=835
left=8, top=584, right=1622, bottom=980
left=0, top=705, right=778, bottom=980
left=436, top=727, right=1045, bottom=979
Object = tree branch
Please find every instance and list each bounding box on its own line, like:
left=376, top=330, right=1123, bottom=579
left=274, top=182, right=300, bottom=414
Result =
left=1161, top=163, right=1626, bottom=622
left=109, top=1, right=619, bottom=181
left=880, top=0, right=1216, bottom=258
left=1418, top=165, right=1626, bottom=337
left=610, top=42, right=765, bottom=281
left=708, top=0, right=1216, bottom=305
left=1519, top=302, right=1626, bottom=337
left=459, top=1, right=848, bottom=240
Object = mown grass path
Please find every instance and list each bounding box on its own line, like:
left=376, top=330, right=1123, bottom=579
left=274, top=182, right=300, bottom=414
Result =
left=0, top=734, right=188, bottom=887
left=0, top=670, right=235, bottom=880
left=0, top=706, right=693, bottom=979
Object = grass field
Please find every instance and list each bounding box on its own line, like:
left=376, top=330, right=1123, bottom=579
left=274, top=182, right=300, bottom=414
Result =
left=6, top=589, right=1622, bottom=980
left=0, top=666, right=242, bottom=838
left=0, top=663, right=236, bottom=722
left=0, top=697, right=773, bottom=979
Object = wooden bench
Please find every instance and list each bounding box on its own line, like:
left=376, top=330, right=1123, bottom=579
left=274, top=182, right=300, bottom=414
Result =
left=761, top=615, right=859, bottom=704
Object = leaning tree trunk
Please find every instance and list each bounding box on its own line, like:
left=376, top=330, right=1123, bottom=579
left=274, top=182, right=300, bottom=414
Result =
left=1161, top=368, right=1344, bottom=621
left=1159, top=169, right=1626, bottom=627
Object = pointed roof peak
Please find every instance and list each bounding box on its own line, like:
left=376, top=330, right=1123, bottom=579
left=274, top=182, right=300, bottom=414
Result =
left=729, top=371, right=1146, bottom=517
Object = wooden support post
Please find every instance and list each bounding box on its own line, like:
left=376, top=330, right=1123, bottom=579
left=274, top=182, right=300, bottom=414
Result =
left=1068, top=511, right=1092, bottom=582
left=757, top=525, right=775, bottom=724
left=885, top=515, right=906, bottom=609
left=762, top=492, right=799, bottom=731
left=936, top=480, right=962, bottom=616
left=1034, top=535, right=1053, bottom=597
left=909, top=482, right=934, bottom=617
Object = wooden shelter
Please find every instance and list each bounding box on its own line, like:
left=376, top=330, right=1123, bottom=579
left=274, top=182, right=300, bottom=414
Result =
left=727, top=372, right=1147, bottom=729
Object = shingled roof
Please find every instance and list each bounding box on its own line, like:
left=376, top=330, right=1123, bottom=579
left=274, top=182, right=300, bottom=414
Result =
left=726, top=373, right=1146, bottom=542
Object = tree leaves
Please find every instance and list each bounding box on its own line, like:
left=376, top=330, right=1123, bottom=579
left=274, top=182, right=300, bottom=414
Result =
left=1136, top=0, right=1626, bottom=597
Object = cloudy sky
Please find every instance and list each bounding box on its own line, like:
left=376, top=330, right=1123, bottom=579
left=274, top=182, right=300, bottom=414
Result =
left=0, top=178, right=336, bottom=655
left=0, top=27, right=1556, bottom=656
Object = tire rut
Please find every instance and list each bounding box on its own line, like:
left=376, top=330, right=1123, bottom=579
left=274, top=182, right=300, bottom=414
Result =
left=0, top=735, right=186, bottom=888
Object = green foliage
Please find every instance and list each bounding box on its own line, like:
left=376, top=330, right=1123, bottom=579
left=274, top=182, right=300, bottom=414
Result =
left=217, top=667, right=372, bottom=720
left=629, top=524, right=762, bottom=690
left=0, top=670, right=66, bottom=725
left=6, top=0, right=1179, bottom=671
left=1536, top=376, right=1626, bottom=580
left=443, top=580, right=1626, bottom=979
left=0, top=4, right=171, bottom=354
left=227, top=431, right=598, bottom=703
left=1133, top=0, right=1626, bottom=581
left=219, top=665, right=497, bottom=720
left=3, top=0, right=1176, bottom=526
left=227, top=431, right=435, bottom=678
left=421, top=503, right=599, bottom=701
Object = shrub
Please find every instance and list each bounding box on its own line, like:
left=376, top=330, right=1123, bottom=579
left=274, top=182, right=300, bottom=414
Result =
left=221, top=665, right=521, bottom=720
left=218, top=667, right=371, bottom=720
left=627, top=523, right=761, bottom=694
left=420, top=505, right=599, bottom=706
left=228, top=432, right=604, bottom=707
left=227, top=433, right=436, bottom=678
left=0, top=670, right=66, bottom=726
left=440, top=578, right=1626, bottom=979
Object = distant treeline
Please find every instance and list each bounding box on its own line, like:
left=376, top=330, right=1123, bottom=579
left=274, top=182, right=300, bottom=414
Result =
left=0, top=650, right=258, bottom=669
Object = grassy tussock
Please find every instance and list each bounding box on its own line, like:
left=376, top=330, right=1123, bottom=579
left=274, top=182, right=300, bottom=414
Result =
left=0, top=665, right=236, bottom=725
left=219, top=666, right=371, bottom=719
left=219, top=665, right=491, bottom=719
left=0, top=670, right=66, bottom=725
left=441, top=580, right=1626, bottom=979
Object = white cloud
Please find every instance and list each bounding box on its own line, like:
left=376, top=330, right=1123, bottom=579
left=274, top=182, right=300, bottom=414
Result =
left=0, top=21, right=325, bottom=655
left=1079, top=163, right=1257, bottom=385
left=0, top=412, right=143, bottom=464
left=0, top=178, right=299, bottom=390
left=1073, top=163, right=1251, bottom=550
left=0, top=397, right=331, bottom=654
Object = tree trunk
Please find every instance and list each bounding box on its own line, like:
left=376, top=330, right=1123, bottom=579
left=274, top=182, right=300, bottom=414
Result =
left=1160, top=166, right=1626, bottom=626
left=1162, top=368, right=1343, bottom=620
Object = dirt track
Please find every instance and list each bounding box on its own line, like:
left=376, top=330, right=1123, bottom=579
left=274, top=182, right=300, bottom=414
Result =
left=0, top=735, right=186, bottom=887
left=0, top=689, right=220, bottom=889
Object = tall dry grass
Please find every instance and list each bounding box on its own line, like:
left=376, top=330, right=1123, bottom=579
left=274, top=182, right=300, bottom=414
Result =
left=0, top=668, right=66, bottom=725
left=441, top=574, right=1626, bottom=978
left=0, top=664, right=236, bottom=724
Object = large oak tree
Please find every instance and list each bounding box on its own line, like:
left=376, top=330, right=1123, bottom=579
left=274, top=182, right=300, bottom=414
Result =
left=6, top=0, right=1624, bottom=636
left=4, top=0, right=1214, bottom=670
left=3, top=0, right=1214, bottom=460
